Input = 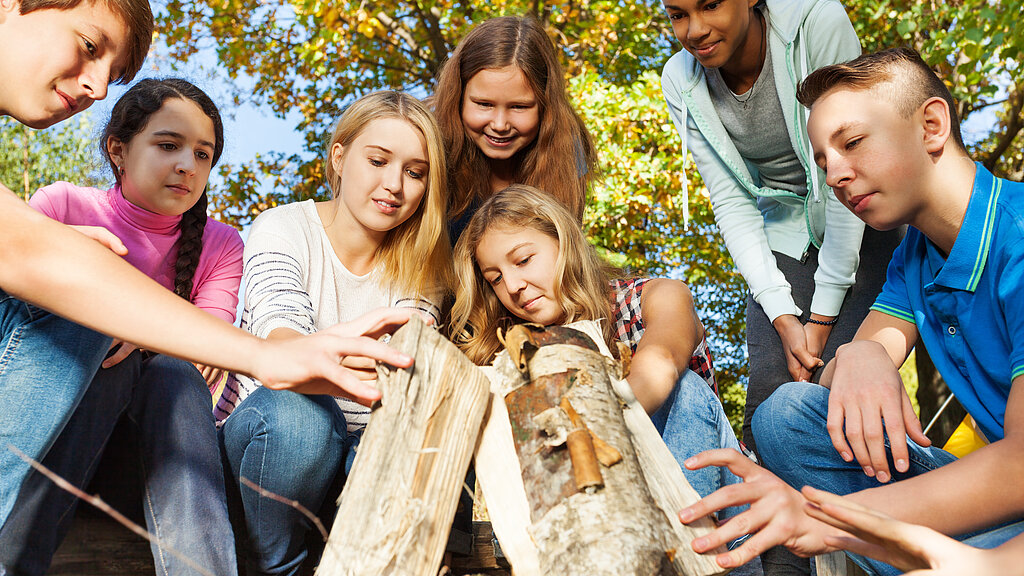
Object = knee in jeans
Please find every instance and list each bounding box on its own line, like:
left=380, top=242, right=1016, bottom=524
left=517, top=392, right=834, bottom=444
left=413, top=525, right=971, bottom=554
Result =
left=753, top=382, right=826, bottom=453
left=232, top=390, right=346, bottom=460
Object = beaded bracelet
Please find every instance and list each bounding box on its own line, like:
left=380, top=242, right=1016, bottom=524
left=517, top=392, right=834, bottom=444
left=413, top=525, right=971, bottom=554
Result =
left=806, top=317, right=838, bottom=326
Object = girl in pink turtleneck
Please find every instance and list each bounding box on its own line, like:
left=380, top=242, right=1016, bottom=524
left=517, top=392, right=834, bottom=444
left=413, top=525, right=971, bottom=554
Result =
left=2, top=79, right=242, bottom=576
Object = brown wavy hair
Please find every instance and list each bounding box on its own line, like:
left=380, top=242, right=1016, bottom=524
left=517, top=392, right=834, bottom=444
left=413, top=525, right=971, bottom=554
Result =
left=322, top=91, right=454, bottom=298
left=433, top=16, right=598, bottom=225
left=451, top=184, right=618, bottom=365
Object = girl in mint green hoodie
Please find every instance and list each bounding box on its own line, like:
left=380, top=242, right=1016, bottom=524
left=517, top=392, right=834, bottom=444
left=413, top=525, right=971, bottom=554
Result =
left=659, top=0, right=901, bottom=528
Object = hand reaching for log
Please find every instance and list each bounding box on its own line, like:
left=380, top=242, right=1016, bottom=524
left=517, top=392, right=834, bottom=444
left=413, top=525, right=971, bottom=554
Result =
left=677, top=448, right=840, bottom=569
left=801, top=486, right=1022, bottom=575
left=256, top=307, right=420, bottom=400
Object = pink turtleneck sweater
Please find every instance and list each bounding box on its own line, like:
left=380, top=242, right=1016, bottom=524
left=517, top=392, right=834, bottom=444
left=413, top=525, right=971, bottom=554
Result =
left=30, top=182, right=244, bottom=323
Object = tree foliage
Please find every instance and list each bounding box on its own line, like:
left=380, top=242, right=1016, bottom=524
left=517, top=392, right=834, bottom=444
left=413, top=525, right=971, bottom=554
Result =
left=157, top=0, right=1024, bottom=431
left=159, top=0, right=676, bottom=223
left=849, top=0, right=1024, bottom=179
left=0, top=114, right=106, bottom=200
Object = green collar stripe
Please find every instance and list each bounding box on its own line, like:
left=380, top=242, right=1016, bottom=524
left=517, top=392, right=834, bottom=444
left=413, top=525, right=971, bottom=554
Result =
left=870, top=303, right=915, bottom=324
left=968, top=178, right=1003, bottom=291
left=1013, top=365, right=1024, bottom=380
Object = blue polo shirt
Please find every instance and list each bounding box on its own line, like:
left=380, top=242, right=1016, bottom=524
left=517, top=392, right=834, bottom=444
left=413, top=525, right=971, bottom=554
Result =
left=871, top=164, right=1024, bottom=442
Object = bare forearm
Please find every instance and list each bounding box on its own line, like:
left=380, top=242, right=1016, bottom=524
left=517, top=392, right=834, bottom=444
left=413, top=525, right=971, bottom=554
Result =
left=849, top=437, right=1024, bottom=535
left=0, top=193, right=265, bottom=375
left=627, top=355, right=680, bottom=414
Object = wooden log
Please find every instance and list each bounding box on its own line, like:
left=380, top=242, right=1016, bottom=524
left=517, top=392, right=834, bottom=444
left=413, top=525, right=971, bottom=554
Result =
left=816, top=551, right=869, bottom=576
left=498, top=323, right=681, bottom=575
left=475, top=320, right=729, bottom=576
left=315, top=316, right=491, bottom=576
left=569, top=321, right=729, bottom=575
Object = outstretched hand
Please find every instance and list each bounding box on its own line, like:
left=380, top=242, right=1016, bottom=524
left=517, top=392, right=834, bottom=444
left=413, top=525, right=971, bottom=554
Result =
left=802, top=487, right=1007, bottom=575
left=677, top=449, right=838, bottom=569
left=250, top=307, right=422, bottom=400
left=826, top=341, right=929, bottom=483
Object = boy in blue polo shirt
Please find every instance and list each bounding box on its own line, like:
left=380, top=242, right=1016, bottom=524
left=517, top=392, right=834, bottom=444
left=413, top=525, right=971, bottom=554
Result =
left=672, top=47, right=1024, bottom=575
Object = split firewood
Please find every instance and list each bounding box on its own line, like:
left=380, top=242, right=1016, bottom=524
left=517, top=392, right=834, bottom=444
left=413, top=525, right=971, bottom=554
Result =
left=315, top=316, right=490, bottom=576
left=475, top=320, right=729, bottom=576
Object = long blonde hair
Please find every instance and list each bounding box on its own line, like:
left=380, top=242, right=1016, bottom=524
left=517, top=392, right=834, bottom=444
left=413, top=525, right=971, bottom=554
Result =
left=451, top=185, right=617, bottom=364
left=433, top=16, right=598, bottom=224
left=324, top=91, right=453, bottom=297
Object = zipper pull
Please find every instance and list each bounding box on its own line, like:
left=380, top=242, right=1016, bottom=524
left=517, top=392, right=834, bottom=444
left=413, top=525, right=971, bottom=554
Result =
left=800, top=250, right=810, bottom=264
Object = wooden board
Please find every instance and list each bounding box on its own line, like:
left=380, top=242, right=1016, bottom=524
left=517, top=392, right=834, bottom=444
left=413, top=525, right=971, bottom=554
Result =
left=316, top=316, right=491, bottom=576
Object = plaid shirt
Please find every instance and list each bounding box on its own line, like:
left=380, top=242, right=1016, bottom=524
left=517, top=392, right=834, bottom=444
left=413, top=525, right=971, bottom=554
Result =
left=611, top=278, right=718, bottom=395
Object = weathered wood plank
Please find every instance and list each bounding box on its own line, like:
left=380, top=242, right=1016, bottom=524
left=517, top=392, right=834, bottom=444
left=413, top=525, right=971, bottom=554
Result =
left=316, top=316, right=491, bottom=576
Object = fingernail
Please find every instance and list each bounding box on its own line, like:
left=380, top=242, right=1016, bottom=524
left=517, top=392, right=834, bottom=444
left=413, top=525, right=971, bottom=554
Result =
left=896, top=458, right=908, bottom=472
left=863, top=466, right=874, bottom=477
left=876, top=470, right=890, bottom=483
left=841, top=451, right=852, bottom=462
left=718, top=554, right=733, bottom=568
left=684, top=457, right=697, bottom=469
left=679, top=508, right=694, bottom=522
left=693, top=537, right=707, bottom=551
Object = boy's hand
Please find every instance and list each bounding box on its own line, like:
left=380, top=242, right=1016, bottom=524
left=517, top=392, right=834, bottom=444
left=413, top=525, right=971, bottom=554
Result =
left=70, top=225, right=128, bottom=256
left=774, top=314, right=823, bottom=382
left=103, top=340, right=139, bottom=368
left=826, top=341, right=929, bottom=483
left=802, top=486, right=1007, bottom=575
left=251, top=307, right=418, bottom=400
left=678, top=449, right=838, bottom=569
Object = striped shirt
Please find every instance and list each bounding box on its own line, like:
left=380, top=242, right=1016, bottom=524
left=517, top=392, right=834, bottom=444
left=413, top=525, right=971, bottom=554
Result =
left=214, top=200, right=439, bottom=428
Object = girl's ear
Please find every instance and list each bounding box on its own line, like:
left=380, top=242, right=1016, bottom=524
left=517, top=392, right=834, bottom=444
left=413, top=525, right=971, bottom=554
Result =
left=106, top=136, right=127, bottom=169
left=330, top=142, right=345, bottom=177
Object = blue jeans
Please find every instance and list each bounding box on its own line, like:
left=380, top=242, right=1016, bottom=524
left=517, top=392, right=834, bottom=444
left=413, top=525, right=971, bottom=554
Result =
left=0, top=291, right=110, bottom=531
left=650, top=369, right=746, bottom=519
left=0, top=351, right=237, bottom=576
left=755, top=381, right=1024, bottom=575
left=220, top=387, right=358, bottom=576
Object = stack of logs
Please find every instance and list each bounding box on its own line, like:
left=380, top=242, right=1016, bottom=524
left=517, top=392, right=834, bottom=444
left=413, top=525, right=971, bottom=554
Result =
left=315, top=317, right=728, bottom=576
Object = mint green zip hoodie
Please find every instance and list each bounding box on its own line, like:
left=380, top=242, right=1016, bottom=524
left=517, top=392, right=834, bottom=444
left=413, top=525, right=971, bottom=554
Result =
left=661, top=0, right=865, bottom=322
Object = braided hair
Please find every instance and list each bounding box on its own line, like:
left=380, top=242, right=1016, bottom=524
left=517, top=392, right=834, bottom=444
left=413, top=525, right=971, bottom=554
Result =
left=101, top=78, right=224, bottom=302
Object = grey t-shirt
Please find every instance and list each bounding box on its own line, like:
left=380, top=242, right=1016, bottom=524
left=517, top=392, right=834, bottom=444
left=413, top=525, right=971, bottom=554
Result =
left=706, top=11, right=806, bottom=196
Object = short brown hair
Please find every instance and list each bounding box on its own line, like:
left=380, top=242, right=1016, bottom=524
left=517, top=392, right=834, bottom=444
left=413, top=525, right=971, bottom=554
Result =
left=797, top=47, right=965, bottom=151
left=20, top=0, right=153, bottom=84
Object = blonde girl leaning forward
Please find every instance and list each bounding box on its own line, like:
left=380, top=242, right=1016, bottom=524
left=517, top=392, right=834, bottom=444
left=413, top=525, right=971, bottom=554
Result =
left=218, top=91, right=452, bottom=576
left=451, top=184, right=746, bottom=520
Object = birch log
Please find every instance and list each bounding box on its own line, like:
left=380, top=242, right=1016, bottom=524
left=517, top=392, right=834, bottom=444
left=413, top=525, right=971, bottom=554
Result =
left=316, top=316, right=490, bottom=576
left=497, top=323, right=680, bottom=575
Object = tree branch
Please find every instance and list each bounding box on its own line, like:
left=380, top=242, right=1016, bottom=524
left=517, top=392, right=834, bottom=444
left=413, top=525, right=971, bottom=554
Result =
left=981, top=86, right=1024, bottom=171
